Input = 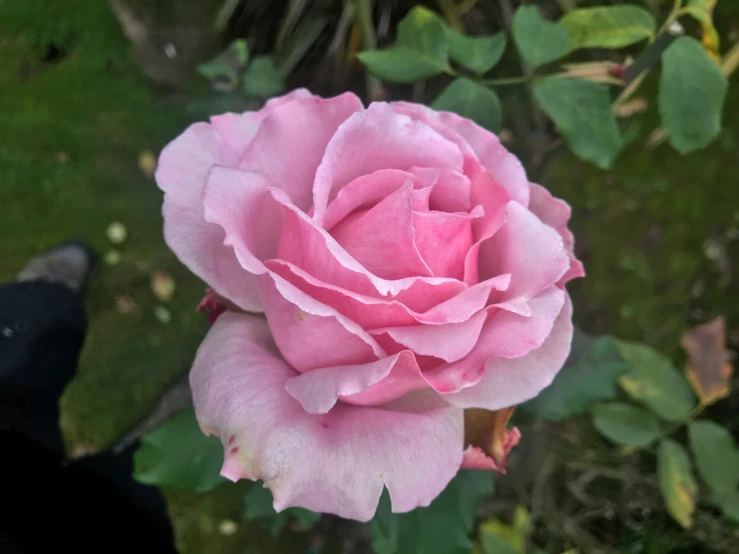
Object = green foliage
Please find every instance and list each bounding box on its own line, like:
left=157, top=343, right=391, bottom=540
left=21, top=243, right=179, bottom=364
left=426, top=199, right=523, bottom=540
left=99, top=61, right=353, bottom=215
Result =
left=444, top=29, right=507, bottom=75
left=659, top=36, right=728, bottom=154
left=478, top=506, right=531, bottom=554
left=534, top=77, right=622, bottom=169
left=371, top=471, right=494, bottom=554
left=197, top=39, right=250, bottom=88
left=243, top=484, right=321, bottom=535
left=358, top=6, right=449, bottom=83
left=512, top=6, right=572, bottom=68
left=559, top=6, right=655, bottom=49
left=134, top=409, right=226, bottom=493
left=242, top=56, right=286, bottom=98
left=614, top=339, right=696, bottom=422
left=688, top=420, right=739, bottom=494
left=522, top=332, right=629, bottom=421
left=592, top=402, right=661, bottom=447
left=657, top=439, right=698, bottom=528
left=432, top=77, right=502, bottom=132
left=688, top=420, right=739, bottom=521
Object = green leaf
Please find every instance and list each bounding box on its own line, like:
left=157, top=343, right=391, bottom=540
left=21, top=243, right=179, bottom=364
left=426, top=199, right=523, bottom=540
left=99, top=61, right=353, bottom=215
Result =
left=445, top=29, right=507, bottom=74
left=614, top=339, right=696, bottom=422
left=230, top=39, right=250, bottom=65
left=479, top=506, right=530, bottom=554
left=371, top=471, right=494, bottom=554
left=522, top=332, right=630, bottom=421
left=243, top=483, right=321, bottom=536
left=534, top=77, right=623, bottom=168
left=396, top=6, right=448, bottom=63
left=512, top=6, right=572, bottom=68
left=657, top=439, right=698, bottom=529
left=688, top=420, right=739, bottom=496
left=242, top=56, right=286, bottom=98
left=358, top=50, right=448, bottom=83
left=717, top=492, right=739, bottom=523
left=592, top=402, right=661, bottom=447
left=196, top=39, right=249, bottom=87
left=659, top=36, right=728, bottom=154
left=358, top=6, right=449, bottom=84
left=559, top=6, right=655, bottom=49
left=133, top=408, right=225, bottom=493
left=432, top=77, right=502, bottom=132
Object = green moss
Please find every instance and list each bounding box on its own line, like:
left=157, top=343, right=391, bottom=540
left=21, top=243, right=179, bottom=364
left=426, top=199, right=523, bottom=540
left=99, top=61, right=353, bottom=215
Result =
left=548, top=75, right=739, bottom=356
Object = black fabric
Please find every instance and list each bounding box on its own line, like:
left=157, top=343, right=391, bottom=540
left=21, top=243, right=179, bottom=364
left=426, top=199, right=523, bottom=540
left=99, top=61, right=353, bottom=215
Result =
left=0, top=281, right=178, bottom=553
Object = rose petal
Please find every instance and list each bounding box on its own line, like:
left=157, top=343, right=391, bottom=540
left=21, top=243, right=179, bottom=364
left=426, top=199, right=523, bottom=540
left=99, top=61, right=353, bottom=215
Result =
left=528, top=182, right=585, bottom=286
left=191, top=313, right=464, bottom=521
left=240, top=92, right=363, bottom=211
left=313, top=102, right=464, bottom=225
left=157, top=121, right=263, bottom=311
left=202, top=166, right=283, bottom=275
left=391, top=102, right=530, bottom=206
left=267, top=259, right=508, bottom=329
left=421, top=286, right=566, bottom=395
left=413, top=207, right=482, bottom=280
left=330, top=184, right=433, bottom=279
left=480, top=202, right=570, bottom=299
left=323, top=168, right=436, bottom=230
left=445, top=294, right=574, bottom=410
left=370, top=310, right=488, bottom=364
left=274, top=192, right=464, bottom=304
left=161, top=200, right=260, bottom=312
left=258, top=271, right=385, bottom=372
left=285, top=351, right=427, bottom=413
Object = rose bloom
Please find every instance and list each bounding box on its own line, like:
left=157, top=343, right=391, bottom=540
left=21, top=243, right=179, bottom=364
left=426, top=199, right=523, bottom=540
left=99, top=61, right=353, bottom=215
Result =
left=156, top=89, right=583, bottom=521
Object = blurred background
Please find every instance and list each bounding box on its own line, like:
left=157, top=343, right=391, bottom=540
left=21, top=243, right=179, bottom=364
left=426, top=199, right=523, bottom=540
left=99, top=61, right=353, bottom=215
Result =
left=1, top=1, right=738, bottom=553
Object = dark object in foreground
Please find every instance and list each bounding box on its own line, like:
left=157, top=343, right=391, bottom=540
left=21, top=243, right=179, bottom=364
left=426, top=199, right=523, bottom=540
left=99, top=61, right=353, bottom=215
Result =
left=0, top=244, right=178, bottom=553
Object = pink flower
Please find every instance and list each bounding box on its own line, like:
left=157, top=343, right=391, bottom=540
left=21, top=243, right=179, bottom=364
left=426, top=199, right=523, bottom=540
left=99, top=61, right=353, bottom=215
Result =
left=156, top=90, right=584, bottom=521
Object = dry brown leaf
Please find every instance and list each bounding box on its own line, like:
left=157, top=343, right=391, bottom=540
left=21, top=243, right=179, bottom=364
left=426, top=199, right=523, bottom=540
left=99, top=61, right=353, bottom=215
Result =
left=614, top=97, right=648, bottom=118
left=138, top=149, right=157, bottom=178
left=681, top=316, right=733, bottom=405
left=464, top=406, right=515, bottom=465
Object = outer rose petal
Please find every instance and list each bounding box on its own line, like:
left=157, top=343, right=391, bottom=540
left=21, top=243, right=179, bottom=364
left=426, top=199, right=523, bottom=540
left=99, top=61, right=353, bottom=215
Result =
left=528, top=182, right=585, bottom=286
left=446, top=294, right=574, bottom=410
left=157, top=121, right=263, bottom=311
left=240, top=92, right=363, bottom=211
left=313, top=102, right=464, bottom=225
left=191, top=313, right=464, bottom=521
left=391, top=101, right=529, bottom=206
left=421, top=287, right=566, bottom=395
left=202, top=166, right=284, bottom=275
left=156, top=90, right=325, bottom=312
left=480, top=202, right=570, bottom=299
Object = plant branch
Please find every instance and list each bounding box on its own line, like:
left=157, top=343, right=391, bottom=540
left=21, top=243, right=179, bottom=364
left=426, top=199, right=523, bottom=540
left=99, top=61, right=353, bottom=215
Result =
left=353, top=0, right=382, bottom=100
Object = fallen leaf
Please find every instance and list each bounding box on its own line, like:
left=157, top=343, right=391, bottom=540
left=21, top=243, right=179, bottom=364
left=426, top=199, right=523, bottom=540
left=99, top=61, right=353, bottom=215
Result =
left=106, top=221, right=127, bottom=244
left=115, top=295, right=139, bottom=313
left=138, top=149, right=157, bottom=178
left=104, top=249, right=122, bottom=266
left=154, top=305, right=172, bottom=324
left=681, top=316, right=733, bottom=405
left=151, top=270, right=176, bottom=302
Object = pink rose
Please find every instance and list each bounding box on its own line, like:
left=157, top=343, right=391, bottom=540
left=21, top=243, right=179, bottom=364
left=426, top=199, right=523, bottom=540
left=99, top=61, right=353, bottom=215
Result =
left=156, top=89, right=583, bottom=521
